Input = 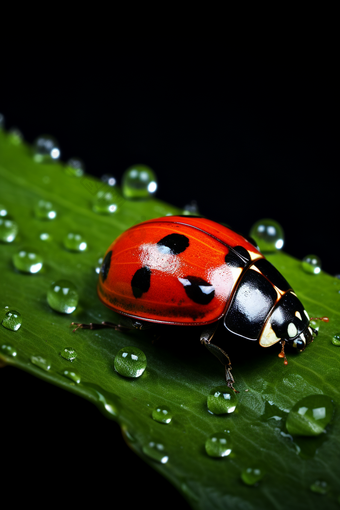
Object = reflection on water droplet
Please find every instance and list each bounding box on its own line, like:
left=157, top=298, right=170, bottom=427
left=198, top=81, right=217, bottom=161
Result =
left=205, top=432, right=232, bottom=458
left=2, top=310, right=22, bottom=331
left=31, top=355, right=51, bottom=371
left=122, top=164, right=158, bottom=199
left=62, top=369, right=81, bottom=383
left=39, top=232, right=52, bottom=242
left=65, top=158, right=85, bottom=177
left=152, top=405, right=172, bottom=424
left=33, top=135, right=60, bottom=162
left=0, top=217, right=19, bottom=243
left=8, top=127, right=23, bottom=145
left=13, top=247, right=43, bottom=273
left=63, top=233, right=87, bottom=252
left=302, top=255, right=321, bottom=274
left=101, top=174, right=116, bottom=187
left=142, top=442, right=169, bottom=464
left=241, top=467, right=265, bottom=485
left=249, top=219, right=284, bottom=252
left=207, top=386, right=237, bottom=414
left=310, top=480, right=329, bottom=495
left=95, top=257, right=103, bottom=274
left=47, top=280, right=79, bottom=314
left=60, top=347, right=77, bottom=361
left=0, top=344, right=17, bottom=357
left=331, top=334, right=340, bottom=346
left=0, top=205, right=8, bottom=217
left=92, top=190, right=118, bottom=214
left=34, top=200, right=57, bottom=220
left=114, top=346, right=147, bottom=378
left=286, top=394, right=333, bottom=436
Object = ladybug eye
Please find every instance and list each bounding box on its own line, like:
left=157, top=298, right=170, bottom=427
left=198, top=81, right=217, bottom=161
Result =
left=293, top=338, right=305, bottom=350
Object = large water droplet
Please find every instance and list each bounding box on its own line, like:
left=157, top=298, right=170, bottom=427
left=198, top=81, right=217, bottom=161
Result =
left=286, top=394, right=333, bottom=436
left=92, top=190, right=119, bottom=214
left=331, top=334, right=340, bottom=346
left=31, top=355, right=51, bottom=371
left=34, top=200, right=57, bottom=220
left=60, top=347, right=77, bottom=361
left=13, top=247, right=43, bottom=273
left=33, top=135, right=60, bottom=162
left=2, top=310, right=22, bottom=331
left=310, top=480, right=329, bottom=495
left=0, top=217, right=19, bottom=243
left=62, top=369, right=81, bottom=384
left=65, top=158, right=85, bottom=177
left=207, top=386, right=237, bottom=415
left=63, top=233, right=87, bottom=252
left=249, top=219, right=284, bottom=252
left=241, top=467, right=265, bottom=485
left=122, top=164, right=157, bottom=199
left=152, top=405, right=172, bottom=424
left=114, top=346, right=147, bottom=378
left=302, top=255, right=321, bottom=274
left=47, top=280, right=79, bottom=314
left=205, top=432, right=232, bottom=458
left=142, top=442, right=169, bottom=463
left=0, top=344, right=17, bottom=357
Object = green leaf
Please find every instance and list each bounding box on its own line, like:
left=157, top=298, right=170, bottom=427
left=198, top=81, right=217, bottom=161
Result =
left=1, top=130, right=340, bottom=509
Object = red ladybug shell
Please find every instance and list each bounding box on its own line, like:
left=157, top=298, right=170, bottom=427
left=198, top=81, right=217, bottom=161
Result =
left=98, top=216, right=264, bottom=325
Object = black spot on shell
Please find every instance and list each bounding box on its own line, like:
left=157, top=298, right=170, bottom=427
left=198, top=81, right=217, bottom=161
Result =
left=131, top=266, right=151, bottom=298
left=179, top=276, right=215, bottom=305
left=225, top=246, right=251, bottom=268
left=100, top=251, right=112, bottom=282
left=157, top=233, right=189, bottom=255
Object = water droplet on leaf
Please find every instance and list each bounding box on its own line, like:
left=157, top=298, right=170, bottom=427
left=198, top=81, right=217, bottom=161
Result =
left=241, top=467, right=265, bottom=485
left=152, top=405, right=172, bottom=424
left=47, top=280, right=79, bottom=314
left=0, top=205, right=8, bottom=217
left=31, top=355, right=51, bottom=371
left=0, top=217, right=19, bottom=243
left=92, top=190, right=118, bottom=214
left=62, top=369, right=81, bottom=383
left=114, top=346, right=147, bottom=378
left=0, top=344, right=17, bottom=357
left=63, top=233, right=87, bottom=252
left=286, top=394, right=333, bottom=436
left=249, top=219, right=284, bottom=252
left=2, top=310, right=22, bottom=331
left=101, top=174, right=116, bottom=187
left=310, top=480, right=329, bottom=495
left=7, top=127, right=23, bottom=145
left=60, top=347, right=77, bottom=361
left=122, top=164, right=157, bottom=199
left=65, top=158, right=85, bottom=177
left=142, top=442, right=169, bottom=463
left=205, top=432, right=232, bottom=458
left=33, top=135, right=60, bottom=162
left=13, top=247, right=43, bottom=273
left=207, top=386, right=237, bottom=414
left=302, top=255, right=321, bottom=274
left=34, top=200, right=57, bottom=220
left=331, top=334, right=340, bottom=346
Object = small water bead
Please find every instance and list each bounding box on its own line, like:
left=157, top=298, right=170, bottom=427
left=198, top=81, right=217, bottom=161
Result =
left=302, top=255, right=322, bottom=274
left=152, top=405, right=172, bottom=424
left=205, top=432, right=232, bottom=458
left=65, top=158, right=85, bottom=177
left=249, top=219, right=284, bottom=252
left=47, top=280, right=79, bottom=314
left=34, top=200, right=57, bottom=220
left=310, top=480, right=329, bottom=495
left=0, top=217, right=18, bottom=243
left=62, top=369, right=81, bottom=384
left=2, top=310, right=22, bottom=331
left=0, top=344, right=17, bottom=357
left=0, top=205, right=8, bottom=217
left=30, top=355, right=51, bottom=371
left=13, top=248, right=43, bottom=273
left=241, top=467, right=265, bottom=486
left=331, top=334, right=340, bottom=346
left=286, top=394, right=333, bottom=436
left=92, top=189, right=119, bottom=214
left=101, top=174, right=116, bottom=187
left=95, top=257, right=103, bottom=274
left=122, top=164, right=158, bottom=199
left=33, top=135, right=60, bottom=162
left=39, top=232, right=52, bottom=242
left=7, top=127, right=23, bottom=145
left=60, top=347, right=77, bottom=361
left=63, top=233, right=87, bottom=252
left=207, top=386, right=237, bottom=415
left=142, top=442, right=169, bottom=464
left=114, top=346, right=147, bottom=378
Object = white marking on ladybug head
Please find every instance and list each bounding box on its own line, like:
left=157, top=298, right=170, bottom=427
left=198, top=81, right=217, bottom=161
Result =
left=300, top=333, right=306, bottom=344
left=304, top=310, right=310, bottom=321
left=288, top=322, right=298, bottom=338
left=308, top=327, right=313, bottom=335
left=295, top=310, right=302, bottom=321
left=260, top=320, right=281, bottom=347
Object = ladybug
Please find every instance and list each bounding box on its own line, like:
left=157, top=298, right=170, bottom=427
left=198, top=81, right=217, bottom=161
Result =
left=73, top=215, right=318, bottom=391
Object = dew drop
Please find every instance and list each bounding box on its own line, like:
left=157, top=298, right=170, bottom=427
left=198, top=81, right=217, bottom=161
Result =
left=95, top=257, right=103, bottom=274
left=122, top=164, right=158, bottom=199
left=63, top=233, right=87, bottom=252
left=142, top=442, right=169, bottom=464
left=60, top=347, right=77, bottom=361
left=0, top=205, right=8, bottom=217
left=34, top=200, right=57, bottom=220
left=331, top=334, right=340, bottom=346
left=205, top=432, right=232, bottom=458
left=0, top=344, right=17, bottom=357
left=0, top=217, right=19, bottom=243
left=2, top=310, right=22, bottom=331
left=310, top=480, right=329, bottom=495
left=101, top=174, right=116, bottom=187
left=7, top=127, right=23, bottom=145
left=207, top=386, right=237, bottom=415
left=31, top=355, right=51, bottom=371
left=39, top=232, right=52, bottom=242
left=152, top=405, right=172, bottom=424
left=33, top=135, right=60, bottom=162
left=62, top=369, right=81, bottom=384
left=47, top=280, right=79, bottom=314
left=249, top=219, right=284, bottom=252
left=65, top=158, right=85, bottom=177
left=241, top=467, right=265, bottom=485
left=302, top=255, right=321, bottom=274
left=114, top=346, right=147, bottom=378
left=286, top=394, right=333, bottom=436
left=92, top=189, right=119, bottom=214
left=13, top=247, right=43, bottom=274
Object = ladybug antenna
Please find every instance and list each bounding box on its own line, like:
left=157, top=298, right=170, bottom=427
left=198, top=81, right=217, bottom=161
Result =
left=278, top=340, right=288, bottom=365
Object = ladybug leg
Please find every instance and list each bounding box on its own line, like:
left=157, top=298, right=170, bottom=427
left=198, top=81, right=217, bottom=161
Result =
left=200, top=323, right=239, bottom=393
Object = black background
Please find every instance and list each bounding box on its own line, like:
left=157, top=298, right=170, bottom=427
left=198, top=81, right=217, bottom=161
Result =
left=1, top=51, right=337, bottom=506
